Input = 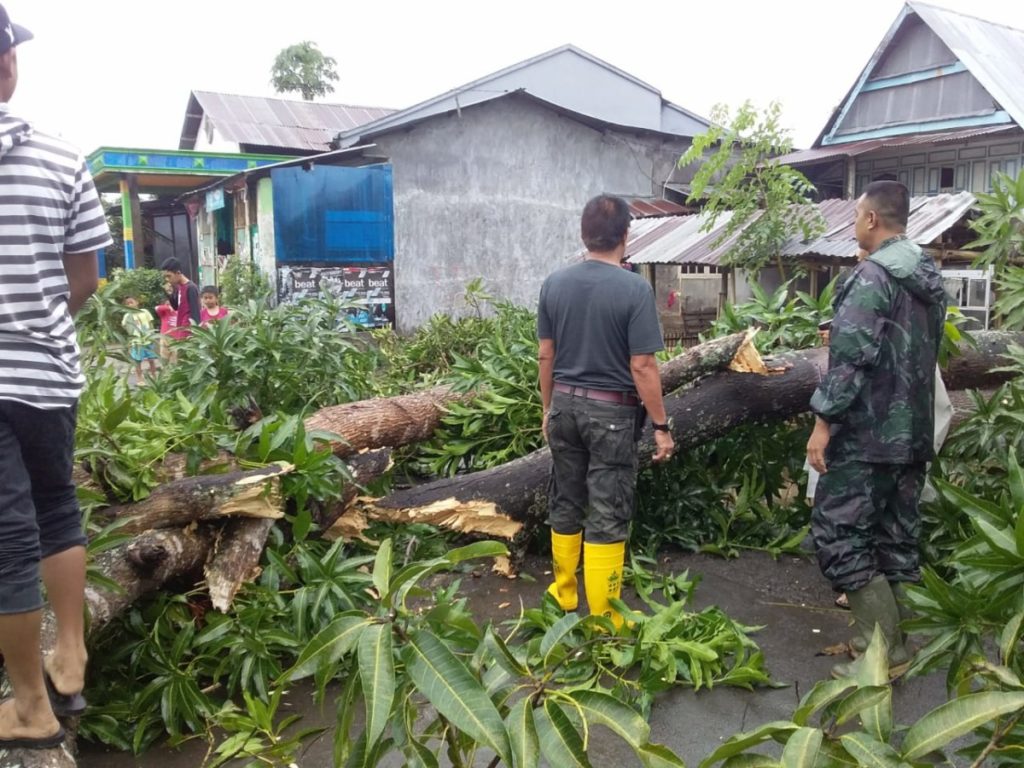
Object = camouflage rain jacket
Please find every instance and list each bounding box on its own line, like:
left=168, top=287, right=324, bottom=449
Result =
left=810, top=236, right=947, bottom=465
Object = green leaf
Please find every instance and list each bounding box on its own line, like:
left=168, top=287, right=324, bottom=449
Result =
left=535, top=699, right=592, bottom=768
left=699, top=722, right=799, bottom=767
left=373, top=538, right=393, bottom=602
left=484, top=626, right=529, bottom=677
left=403, top=630, right=512, bottom=766
left=540, top=612, right=586, bottom=664
left=357, top=623, right=395, bottom=751
left=284, top=613, right=369, bottom=681
left=974, top=518, right=1021, bottom=559
left=504, top=697, right=539, bottom=768
left=834, top=686, right=891, bottom=726
left=901, top=691, right=1024, bottom=759
left=720, top=757, right=778, bottom=768
left=792, top=678, right=855, bottom=726
left=443, top=540, right=509, bottom=565
left=1000, top=611, right=1024, bottom=667
left=102, top=398, right=132, bottom=432
left=779, top=727, right=821, bottom=767
left=838, top=733, right=907, bottom=767
left=638, top=742, right=687, bottom=768
left=569, top=689, right=650, bottom=749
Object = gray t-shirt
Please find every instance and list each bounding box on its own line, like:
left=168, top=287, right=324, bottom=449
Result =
left=537, top=260, right=664, bottom=392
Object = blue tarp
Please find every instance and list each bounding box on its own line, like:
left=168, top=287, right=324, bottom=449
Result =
left=272, top=163, right=394, bottom=264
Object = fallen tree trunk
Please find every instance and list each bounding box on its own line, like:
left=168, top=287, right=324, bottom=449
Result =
left=102, top=463, right=291, bottom=535
left=332, top=331, right=1024, bottom=547
left=304, top=386, right=472, bottom=458
left=205, top=518, right=277, bottom=612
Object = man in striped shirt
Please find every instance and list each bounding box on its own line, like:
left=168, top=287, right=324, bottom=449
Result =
left=0, top=5, right=111, bottom=748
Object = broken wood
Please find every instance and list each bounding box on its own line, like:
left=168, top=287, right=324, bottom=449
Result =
left=102, top=463, right=291, bottom=535
left=329, top=332, right=1024, bottom=549
left=317, top=448, right=394, bottom=531
left=659, top=329, right=761, bottom=391
left=205, top=518, right=277, bottom=612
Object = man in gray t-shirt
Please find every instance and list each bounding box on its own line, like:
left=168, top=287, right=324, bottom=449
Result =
left=537, top=195, right=674, bottom=629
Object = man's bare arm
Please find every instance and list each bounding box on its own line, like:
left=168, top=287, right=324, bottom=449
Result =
left=630, top=353, right=674, bottom=462
left=538, top=338, right=555, bottom=440
left=61, top=252, right=99, bottom=317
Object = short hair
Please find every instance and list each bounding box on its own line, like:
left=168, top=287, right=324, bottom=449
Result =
left=581, top=195, right=631, bottom=253
left=201, top=285, right=219, bottom=296
left=160, top=257, right=183, bottom=273
left=862, top=181, right=910, bottom=230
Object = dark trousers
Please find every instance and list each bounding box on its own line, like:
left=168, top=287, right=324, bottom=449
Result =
left=811, top=459, right=925, bottom=593
left=0, top=400, right=85, bottom=615
left=546, top=391, right=639, bottom=543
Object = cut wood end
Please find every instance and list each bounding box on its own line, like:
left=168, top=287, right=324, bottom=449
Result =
left=217, top=481, right=285, bottom=519
left=326, top=497, right=523, bottom=541
left=728, top=329, right=768, bottom=374
left=492, top=555, right=517, bottom=578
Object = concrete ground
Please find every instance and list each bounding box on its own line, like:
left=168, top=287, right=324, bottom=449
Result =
left=78, top=550, right=952, bottom=767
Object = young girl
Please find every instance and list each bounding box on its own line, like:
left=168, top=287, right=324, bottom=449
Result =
left=121, top=296, right=158, bottom=381
left=154, top=298, right=177, bottom=362
left=200, top=285, right=230, bottom=325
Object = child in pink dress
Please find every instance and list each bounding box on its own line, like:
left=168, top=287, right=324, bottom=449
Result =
left=154, top=301, right=177, bottom=362
left=200, top=286, right=230, bottom=326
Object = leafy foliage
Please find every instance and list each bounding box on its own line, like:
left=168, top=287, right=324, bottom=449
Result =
left=270, top=41, right=339, bottom=101
left=107, top=267, right=168, bottom=309
left=678, top=101, right=826, bottom=279
left=218, top=254, right=271, bottom=308
left=967, top=168, right=1024, bottom=272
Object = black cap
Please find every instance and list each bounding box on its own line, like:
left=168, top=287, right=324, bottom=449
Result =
left=0, top=4, right=32, bottom=55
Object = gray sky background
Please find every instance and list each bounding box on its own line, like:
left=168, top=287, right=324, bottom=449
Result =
left=10, top=0, right=1024, bottom=156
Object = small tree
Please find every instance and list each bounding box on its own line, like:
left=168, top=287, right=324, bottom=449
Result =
left=270, top=41, right=339, bottom=101
left=678, top=101, right=825, bottom=281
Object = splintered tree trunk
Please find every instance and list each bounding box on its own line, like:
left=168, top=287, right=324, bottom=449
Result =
left=332, top=332, right=1024, bottom=549
left=205, top=518, right=277, bottom=612
left=102, top=463, right=291, bottom=534
left=304, top=386, right=472, bottom=458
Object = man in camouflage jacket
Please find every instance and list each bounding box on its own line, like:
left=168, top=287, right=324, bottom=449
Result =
left=806, top=181, right=946, bottom=677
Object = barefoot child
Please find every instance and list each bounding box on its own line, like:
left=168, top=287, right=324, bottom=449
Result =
left=200, top=285, right=229, bottom=325
left=120, top=296, right=158, bottom=381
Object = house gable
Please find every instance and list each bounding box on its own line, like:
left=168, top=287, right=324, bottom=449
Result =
left=335, top=45, right=709, bottom=147
left=820, top=2, right=1022, bottom=146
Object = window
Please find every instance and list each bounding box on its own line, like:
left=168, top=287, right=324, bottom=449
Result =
left=940, top=167, right=955, bottom=188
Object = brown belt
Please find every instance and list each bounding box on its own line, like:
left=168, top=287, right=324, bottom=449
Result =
left=554, top=382, right=639, bottom=406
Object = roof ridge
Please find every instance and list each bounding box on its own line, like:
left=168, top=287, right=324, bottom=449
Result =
left=192, top=89, right=396, bottom=112
left=908, top=1, right=1024, bottom=35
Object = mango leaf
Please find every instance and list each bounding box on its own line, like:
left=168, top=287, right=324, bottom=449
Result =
left=484, top=626, right=529, bottom=677
left=504, top=697, right=539, bottom=768
left=1000, top=611, right=1024, bottom=667
left=778, top=727, right=822, bottom=767
left=792, top=678, right=856, bottom=726
left=699, top=722, right=800, bottom=767
left=102, top=398, right=132, bottom=432
left=637, top=742, right=687, bottom=768
left=721, top=756, right=778, bottom=768
left=857, top=628, right=893, bottom=742
left=974, top=518, right=1021, bottom=559
left=357, top=623, right=395, bottom=751
left=834, top=686, right=891, bottom=727
left=540, top=613, right=586, bottom=664
left=372, top=538, right=393, bottom=602
left=901, top=691, right=1024, bottom=760
left=535, top=699, right=592, bottom=768
left=404, top=630, right=513, bottom=766
left=284, top=613, right=369, bottom=681
left=838, top=733, right=907, bottom=767
left=569, top=689, right=650, bottom=749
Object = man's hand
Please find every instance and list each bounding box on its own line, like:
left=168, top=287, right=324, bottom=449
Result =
left=807, top=417, right=831, bottom=474
left=653, top=430, right=674, bottom=463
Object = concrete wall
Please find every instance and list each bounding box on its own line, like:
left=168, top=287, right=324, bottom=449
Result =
left=256, top=177, right=277, bottom=298
left=373, top=94, right=695, bottom=332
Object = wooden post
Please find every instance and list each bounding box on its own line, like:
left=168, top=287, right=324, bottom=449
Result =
left=845, top=157, right=857, bottom=200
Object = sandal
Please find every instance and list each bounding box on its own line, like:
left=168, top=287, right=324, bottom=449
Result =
left=43, top=671, right=86, bottom=718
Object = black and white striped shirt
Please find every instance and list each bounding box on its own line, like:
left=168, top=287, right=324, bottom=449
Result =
left=0, top=108, right=112, bottom=409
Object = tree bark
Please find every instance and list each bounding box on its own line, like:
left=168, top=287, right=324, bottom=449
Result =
left=205, top=518, right=277, bottom=612
left=102, top=463, right=291, bottom=535
left=304, top=386, right=472, bottom=458
left=330, top=332, right=1023, bottom=547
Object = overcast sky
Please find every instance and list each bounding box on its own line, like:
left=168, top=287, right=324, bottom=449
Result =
left=9, top=0, right=1024, bottom=156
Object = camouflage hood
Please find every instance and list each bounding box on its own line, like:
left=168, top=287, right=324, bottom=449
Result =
left=869, top=237, right=946, bottom=308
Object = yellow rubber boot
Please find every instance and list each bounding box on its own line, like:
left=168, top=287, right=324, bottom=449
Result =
left=583, top=541, right=626, bottom=629
left=546, top=531, right=582, bottom=611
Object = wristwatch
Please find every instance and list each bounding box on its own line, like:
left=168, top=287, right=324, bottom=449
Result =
left=652, top=422, right=671, bottom=432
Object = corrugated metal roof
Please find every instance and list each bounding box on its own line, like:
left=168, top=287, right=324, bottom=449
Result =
left=627, top=192, right=976, bottom=265
left=179, top=91, right=395, bottom=152
left=910, top=1, right=1024, bottom=131
left=775, top=125, right=1019, bottom=166
left=628, top=199, right=690, bottom=218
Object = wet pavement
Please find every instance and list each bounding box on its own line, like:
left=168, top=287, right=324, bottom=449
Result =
left=78, top=550, right=952, bottom=767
